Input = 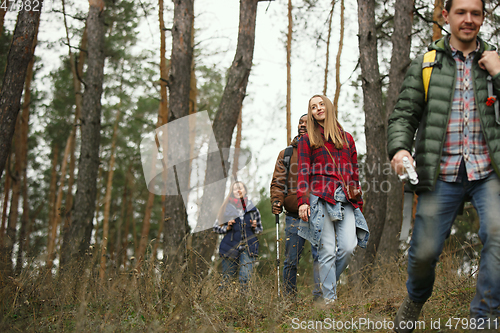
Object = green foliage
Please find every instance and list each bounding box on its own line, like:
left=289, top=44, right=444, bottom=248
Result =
left=196, top=64, right=225, bottom=121
left=43, top=57, right=75, bottom=146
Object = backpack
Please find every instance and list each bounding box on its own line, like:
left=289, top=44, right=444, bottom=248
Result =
left=282, top=145, right=294, bottom=196
left=422, top=50, right=437, bottom=102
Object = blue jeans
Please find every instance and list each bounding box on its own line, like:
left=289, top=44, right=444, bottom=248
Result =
left=407, top=171, right=500, bottom=321
left=311, top=197, right=357, bottom=300
left=283, top=215, right=322, bottom=298
left=221, top=250, right=255, bottom=290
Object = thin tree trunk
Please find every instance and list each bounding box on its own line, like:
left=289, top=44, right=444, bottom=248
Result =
left=0, top=160, right=11, bottom=248
left=350, top=0, right=386, bottom=286
left=432, top=0, right=445, bottom=41
left=58, top=21, right=87, bottom=272
left=5, top=123, right=22, bottom=276
left=114, top=165, right=130, bottom=272
left=152, top=0, right=169, bottom=267
left=60, top=0, right=106, bottom=271
left=192, top=0, right=260, bottom=279
left=99, top=108, right=121, bottom=283
left=323, top=1, right=335, bottom=96
left=25, top=203, right=43, bottom=257
left=232, top=109, right=242, bottom=178
left=159, top=0, right=169, bottom=126
left=123, top=171, right=134, bottom=270
left=46, top=135, right=73, bottom=272
left=0, top=155, right=14, bottom=278
left=65, top=27, right=87, bottom=216
left=93, top=158, right=103, bottom=240
left=286, top=0, right=292, bottom=145
left=162, top=0, right=194, bottom=268
left=378, top=0, right=414, bottom=261
left=3, top=14, right=39, bottom=273
left=332, top=0, right=344, bottom=114
left=45, top=144, right=59, bottom=273
left=0, top=2, right=43, bottom=179
left=47, top=144, right=59, bottom=229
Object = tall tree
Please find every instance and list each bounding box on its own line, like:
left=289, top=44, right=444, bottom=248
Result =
left=59, top=24, right=87, bottom=270
left=191, top=0, right=261, bottom=278
left=286, top=0, right=292, bottom=145
left=0, top=161, right=11, bottom=248
left=162, top=0, right=194, bottom=267
left=432, top=0, right=445, bottom=41
left=332, top=0, right=344, bottom=113
left=60, top=0, right=106, bottom=270
left=378, top=0, right=414, bottom=259
left=351, top=0, right=386, bottom=285
left=0, top=2, right=43, bottom=185
left=99, top=107, right=121, bottom=282
left=46, top=136, right=72, bottom=272
left=14, top=15, right=39, bottom=275
left=232, top=109, right=242, bottom=178
left=323, top=1, right=335, bottom=96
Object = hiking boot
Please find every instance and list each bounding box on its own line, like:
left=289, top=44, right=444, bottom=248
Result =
left=394, top=295, right=425, bottom=333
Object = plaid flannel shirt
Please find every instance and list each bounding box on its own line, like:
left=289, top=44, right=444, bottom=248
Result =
left=297, top=127, right=362, bottom=211
left=440, top=42, right=493, bottom=182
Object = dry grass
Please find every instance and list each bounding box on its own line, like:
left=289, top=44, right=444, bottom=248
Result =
left=0, top=248, right=486, bottom=333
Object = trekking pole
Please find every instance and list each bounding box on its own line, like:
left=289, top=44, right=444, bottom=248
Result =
left=275, top=213, right=280, bottom=298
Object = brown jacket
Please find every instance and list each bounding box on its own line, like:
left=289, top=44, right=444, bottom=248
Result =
left=270, top=136, right=300, bottom=214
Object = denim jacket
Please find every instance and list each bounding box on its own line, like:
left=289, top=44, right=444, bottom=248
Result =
left=298, top=187, right=369, bottom=248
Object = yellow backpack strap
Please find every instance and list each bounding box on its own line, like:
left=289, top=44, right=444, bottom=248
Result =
left=422, top=50, right=437, bottom=102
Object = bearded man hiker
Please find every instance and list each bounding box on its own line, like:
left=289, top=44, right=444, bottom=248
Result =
left=388, top=0, right=500, bottom=331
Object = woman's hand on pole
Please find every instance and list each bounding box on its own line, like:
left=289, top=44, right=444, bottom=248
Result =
left=227, top=219, right=235, bottom=230
left=298, top=204, right=310, bottom=222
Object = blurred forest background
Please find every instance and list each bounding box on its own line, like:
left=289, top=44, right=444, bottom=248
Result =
left=0, top=0, right=499, bottom=331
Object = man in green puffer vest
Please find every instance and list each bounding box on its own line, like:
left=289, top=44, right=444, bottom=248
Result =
left=387, top=0, right=500, bottom=332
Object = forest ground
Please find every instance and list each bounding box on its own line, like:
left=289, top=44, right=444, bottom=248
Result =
left=1, top=248, right=487, bottom=333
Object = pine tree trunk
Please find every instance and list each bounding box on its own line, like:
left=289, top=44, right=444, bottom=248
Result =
left=46, top=135, right=72, bottom=272
left=16, top=16, right=39, bottom=275
left=432, top=0, right=445, bottom=41
left=0, top=3, right=43, bottom=179
left=162, top=0, right=194, bottom=267
left=323, top=1, right=334, bottom=96
left=332, top=0, right=344, bottom=114
left=123, top=171, right=134, bottom=270
left=5, top=124, right=22, bottom=276
left=152, top=0, right=169, bottom=267
left=232, top=110, right=242, bottom=178
left=45, top=144, right=59, bottom=273
left=60, top=0, right=106, bottom=270
left=286, top=0, right=292, bottom=145
left=114, top=165, right=130, bottom=272
left=99, top=108, right=121, bottom=282
left=192, top=0, right=260, bottom=279
left=0, top=161, right=11, bottom=248
left=350, top=0, right=386, bottom=286
left=59, top=25, right=87, bottom=271
left=378, top=0, right=414, bottom=261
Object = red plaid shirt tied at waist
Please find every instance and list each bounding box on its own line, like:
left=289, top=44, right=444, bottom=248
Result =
left=297, top=127, right=363, bottom=211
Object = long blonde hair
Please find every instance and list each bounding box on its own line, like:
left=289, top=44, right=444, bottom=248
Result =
left=306, top=94, right=347, bottom=149
left=217, top=181, right=248, bottom=226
